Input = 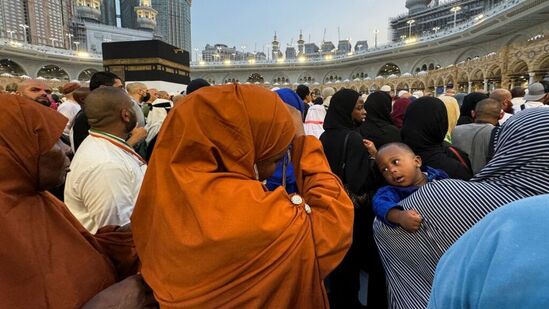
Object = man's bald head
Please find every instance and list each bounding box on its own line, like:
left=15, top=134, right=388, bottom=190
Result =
left=490, top=89, right=512, bottom=113
left=126, top=82, right=148, bottom=103
left=84, top=87, right=134, bottom=129
left=474, top=98, right=502, bottom=125
left=158, top=90, right=170, bottom=100
left=126, top=82, right=147, bottom=95
left=17, top=79, right=52, bottom=106
left=172, top=94, right=185, bottom=106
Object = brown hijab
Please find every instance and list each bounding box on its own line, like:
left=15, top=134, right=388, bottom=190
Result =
left=0, top=95, right=121, bottom=308
left=132, top=85, right=354, bottom=308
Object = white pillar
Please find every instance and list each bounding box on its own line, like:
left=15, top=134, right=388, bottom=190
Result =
left=483, top=79, right=488, bottom=92
left=509, top=79, right=515, bottom=89
left=468, top=81, right=472, bottom=93
left=443, top=85, right=447, bottom=93
left=528, top=72, right=536, bottom=84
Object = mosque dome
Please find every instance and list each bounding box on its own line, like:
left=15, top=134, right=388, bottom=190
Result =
left=406, top=0, right=432, bottom=13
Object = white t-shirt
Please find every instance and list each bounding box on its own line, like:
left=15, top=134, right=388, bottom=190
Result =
left=57, top=99, right=81, bottom=136
left=64, top=131, right=147, bottom=233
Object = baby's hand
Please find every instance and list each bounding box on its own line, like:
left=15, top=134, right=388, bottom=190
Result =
left=398, top=209, right=422, bottom=233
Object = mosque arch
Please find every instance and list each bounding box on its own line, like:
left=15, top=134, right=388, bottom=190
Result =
left=36, top=65, right=69, bottom=80
left=377, top=63, right=401, bottom=77
left=0, top=59, right=27, bottom=76
left=532, top=54, right=549, bottom=72
left=445, top=74, right=456, bottom=87
left=77, top=68, right=98, bottom=81
left=222, top=73, right=239, bottom=84
left=469, top=68, right=484, bottom=81
left=247, top=73, right=264, bottom=83
left=436, top=77, right=445, bottom=87
left=411, top=56, right=441, bottom=73
left=454, top=47, right=487, bottom=64
left=468, top=69, right=485, bottom=91
left=323, top=71, right=342, bottom=83
left=396, top=82, right=409, bottom=91
left=508, top=60, right=529, bottom=76
left=426, top=78, right=435, bottom=91
left=297, top=72, right=316, bottom=83
left=349, top=67, right=368, bottom=80
left=271, top=72, right=290, bottom=84
left=486, top=64, right=502, bottom=79
left=457, top=70, right=469, bottom=82
left=456, top=71, right=469, bottom=92
left=411, top=80, right=425, bottom=90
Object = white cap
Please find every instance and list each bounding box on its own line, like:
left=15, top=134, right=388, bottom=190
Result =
left=413, top=90, right=424, bottom=98
left=398, top=90, right=409, bottom=97
left=380, top=85, right=391, bottom=92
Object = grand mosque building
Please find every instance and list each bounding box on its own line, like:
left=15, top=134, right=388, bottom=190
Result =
left=0, top=0, right=548, bottom=95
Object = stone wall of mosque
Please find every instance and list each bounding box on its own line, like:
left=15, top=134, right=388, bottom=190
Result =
left=191, top=21, right=549, bottom=96
left=1, top=0, right=548, bottom=94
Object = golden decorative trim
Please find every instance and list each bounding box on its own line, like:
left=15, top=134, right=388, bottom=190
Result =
left=103, top=57, right=190, bottom=71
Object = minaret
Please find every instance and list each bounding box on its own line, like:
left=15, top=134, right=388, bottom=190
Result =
left=135, top=0, right=158, bottom=31
left=75, top=0, right=102, bottom=22
left=272, top=32, right=280, bottom=60
left=297, top=30, right=305, bottom=56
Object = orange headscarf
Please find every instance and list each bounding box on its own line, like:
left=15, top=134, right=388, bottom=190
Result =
left=0, top=95, right=119, bottom=308
left=132, top=85, right=354, bottom=308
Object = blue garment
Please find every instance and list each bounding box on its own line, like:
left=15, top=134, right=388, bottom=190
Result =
left=275, top=88, right=305, bottom=113
left=428, top=194, right=549, bottom=309
left=372, top=166, right=447, bottom=226
left=265, top=89, right=304, bottom=194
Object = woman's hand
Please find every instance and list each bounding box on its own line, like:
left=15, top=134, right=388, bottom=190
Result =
left=363, top=139, right=377, bottom=157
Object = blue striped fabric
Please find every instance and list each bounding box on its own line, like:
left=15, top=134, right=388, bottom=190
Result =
left=373, top=107, right=549, bottom=308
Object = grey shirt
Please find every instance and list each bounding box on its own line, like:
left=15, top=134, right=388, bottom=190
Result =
left=451, top=123, right=495, bottom=175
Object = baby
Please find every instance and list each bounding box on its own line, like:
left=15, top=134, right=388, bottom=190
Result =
left=371, top=143, right=448, bottom=232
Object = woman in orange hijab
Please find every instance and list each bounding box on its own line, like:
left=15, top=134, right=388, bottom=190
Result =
left=0, top=95, right=152, bottom=308
left=132, top=84, right=355, bottom=308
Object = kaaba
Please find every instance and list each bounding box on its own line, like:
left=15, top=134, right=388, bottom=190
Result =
left=102, top=40, right=190, bottom=90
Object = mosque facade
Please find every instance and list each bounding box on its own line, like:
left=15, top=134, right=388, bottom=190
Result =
left=0, top=0, right=547, bottom=95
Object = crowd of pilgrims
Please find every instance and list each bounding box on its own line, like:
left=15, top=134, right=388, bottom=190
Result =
left=2, top=70, right=549, bottom=308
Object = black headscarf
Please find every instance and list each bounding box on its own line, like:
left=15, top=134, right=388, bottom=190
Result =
left=457, top=92, right=488, bottom=125
left=320, top=89, right=376, bottom=193
left=359, top=91, right=401, bottom=148
left=185, top=78, right=211, bottom=95
left=323, top=89, right=361, bottom=130
left=402, top=97, right=472, bottom=180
